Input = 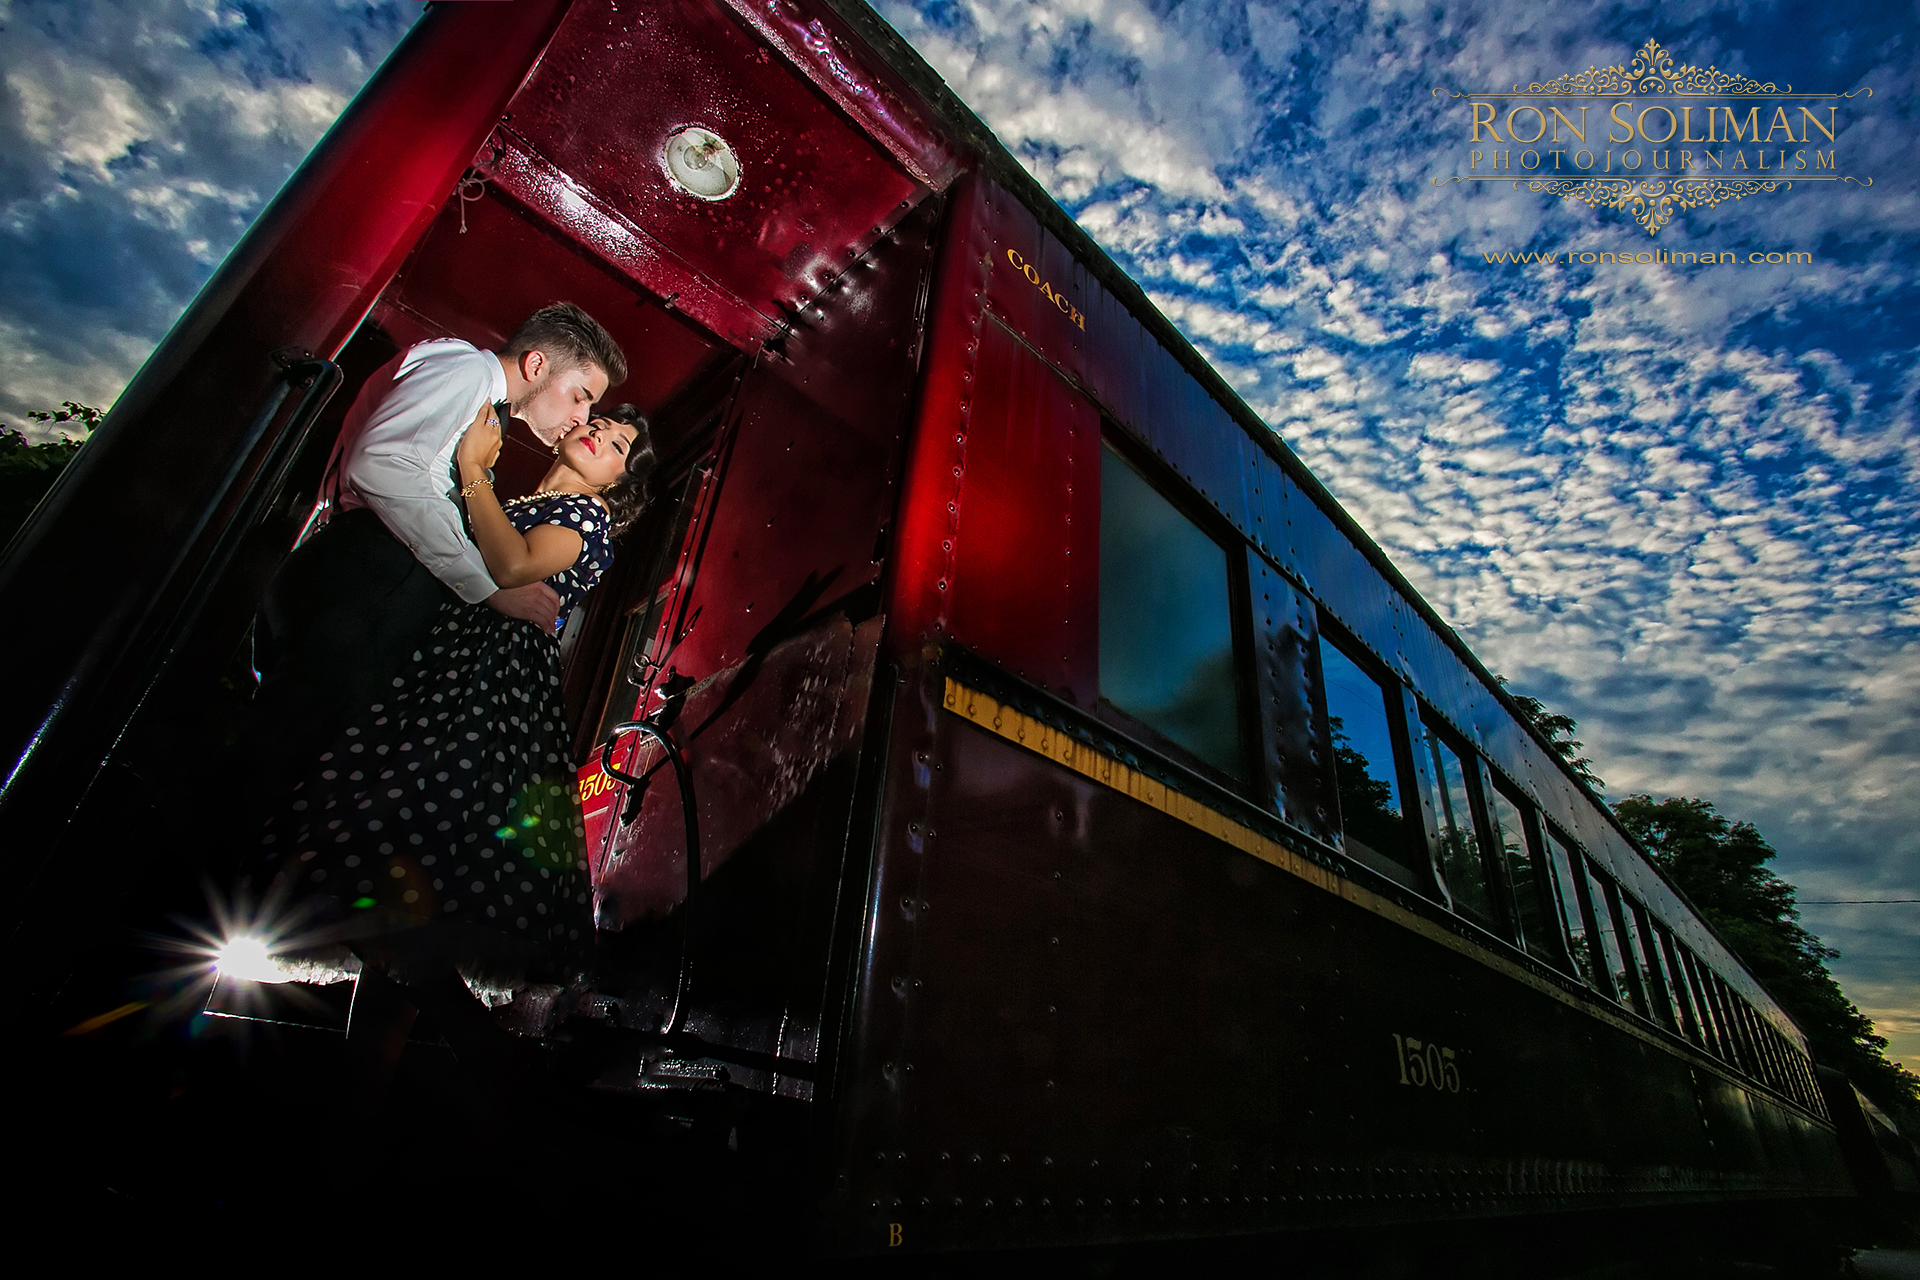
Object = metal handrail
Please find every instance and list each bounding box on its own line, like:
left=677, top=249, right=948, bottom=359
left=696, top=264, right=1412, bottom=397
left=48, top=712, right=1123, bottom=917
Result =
left=600, top=716, right=701, bottom=1035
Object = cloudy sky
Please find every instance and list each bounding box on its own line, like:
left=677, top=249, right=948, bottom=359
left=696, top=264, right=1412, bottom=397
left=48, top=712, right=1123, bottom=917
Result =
left=4, top=0, right=1914, bottom=1065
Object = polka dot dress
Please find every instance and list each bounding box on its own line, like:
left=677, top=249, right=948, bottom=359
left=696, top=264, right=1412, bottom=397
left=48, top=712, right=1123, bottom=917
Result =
left=249, top=493, right=615, bottom=964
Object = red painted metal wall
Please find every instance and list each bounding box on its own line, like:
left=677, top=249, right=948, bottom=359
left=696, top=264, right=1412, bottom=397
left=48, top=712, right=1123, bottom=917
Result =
left=488, top=0, right=932, bottom=351
left=887, top=174, right=1101, bottom=708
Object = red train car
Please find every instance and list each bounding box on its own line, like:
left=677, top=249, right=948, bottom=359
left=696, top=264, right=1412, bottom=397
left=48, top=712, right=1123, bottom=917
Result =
left=4, top=0, right=1897, bottom=1262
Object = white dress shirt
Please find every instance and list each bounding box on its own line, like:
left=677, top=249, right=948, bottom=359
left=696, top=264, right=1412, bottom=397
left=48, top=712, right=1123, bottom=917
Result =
left=334, top=338, right=507, bottom=604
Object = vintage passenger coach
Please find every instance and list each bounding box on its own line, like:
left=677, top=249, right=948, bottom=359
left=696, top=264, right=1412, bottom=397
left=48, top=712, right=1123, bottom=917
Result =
left=5, top=0, right=1899, bottom=1260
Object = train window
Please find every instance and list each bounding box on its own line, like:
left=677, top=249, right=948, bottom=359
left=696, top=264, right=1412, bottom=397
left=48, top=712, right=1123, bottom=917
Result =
left=1682, top=950, right=1727, bottom=1060
left=1760, top=1023, right=1789, bottom=1095
left=1581, top=859, right=1632, bottom=1006
left=1655, top=927, right=1704, bottom=1045
left=1751, top=1009, right=1776, bottom=1086
left=1316, top=632, right=1418, bottom=878
left=1486, top=784, right=1556, bottom=965
left=1731, top=991, right=1762, bottom=1078
left=1542, top=826, right=1592, bottom=983
left=1428, top=725, right=1497, bottom=924
left=1711, top=978, right=1754, bottom=1074
left=1620, top=901, right=1673, bottom=1031
left=1649, top=922, right=1691, bottom=1036
left=1423, top=725, right=1499, bottom=931
left=1098, top=443, right=1247, bottom=782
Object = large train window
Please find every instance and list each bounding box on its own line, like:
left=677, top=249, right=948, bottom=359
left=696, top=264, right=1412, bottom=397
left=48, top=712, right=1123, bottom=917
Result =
left=1422, top=722, right=1499, bottom=931
left=1486, top=783, right=1558, bottom=965
left=1098, top=442, right=1247, bottom=783
left=1316, top=630, right=1417, bottom=878
left=1543, top=826, right=1593, bottom=983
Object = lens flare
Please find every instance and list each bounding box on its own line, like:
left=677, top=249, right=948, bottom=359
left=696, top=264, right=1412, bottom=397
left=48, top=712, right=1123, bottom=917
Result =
left=214, top=934, right=292, bottom=984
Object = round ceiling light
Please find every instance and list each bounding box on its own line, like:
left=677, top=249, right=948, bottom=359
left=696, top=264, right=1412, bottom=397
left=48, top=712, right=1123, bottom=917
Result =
left=662, top=126, right=741, bottom=201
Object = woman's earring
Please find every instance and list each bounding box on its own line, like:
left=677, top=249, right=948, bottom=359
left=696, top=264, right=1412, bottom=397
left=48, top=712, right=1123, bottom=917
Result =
left=551, top=438, right=561, bottom=456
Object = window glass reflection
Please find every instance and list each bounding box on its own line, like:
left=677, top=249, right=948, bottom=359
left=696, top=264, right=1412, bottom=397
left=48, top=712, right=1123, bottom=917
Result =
left=1682, top=951, right=1724, bottom=1057
left=1656, top=928, right=1702, bottom=1044
left=1544, top=827, right=1590, bottom=983
left=1489, top=787, right=1554, bottom=964
left=1584, top=859, right=1631, bottom=1005
left=1426, top=729, right=1496, bottom=928
left=1631, top=905, right=1680, bottom=1032
left=1318, top=635, right=1412, bottom=873
left=1614, top=895, right=1653, bottom=1019
left=1098, top=445, right=1244, bottom=781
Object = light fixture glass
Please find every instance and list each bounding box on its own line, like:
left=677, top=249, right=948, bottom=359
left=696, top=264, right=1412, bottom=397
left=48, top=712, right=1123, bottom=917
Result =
left=663, top=126, right=741, bottom=201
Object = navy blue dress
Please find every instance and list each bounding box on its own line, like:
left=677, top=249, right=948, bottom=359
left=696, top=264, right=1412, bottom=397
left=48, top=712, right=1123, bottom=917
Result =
left=249, top=493, right=613, bottom=968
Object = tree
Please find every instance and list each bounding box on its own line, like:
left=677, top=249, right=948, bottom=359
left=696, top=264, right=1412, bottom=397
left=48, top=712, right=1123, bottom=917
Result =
left=1496, top=675, right=1605, bottom=791
left=1614, top=793, right=1920, bottom=1132
left=0, top=401, right=102, bottom=546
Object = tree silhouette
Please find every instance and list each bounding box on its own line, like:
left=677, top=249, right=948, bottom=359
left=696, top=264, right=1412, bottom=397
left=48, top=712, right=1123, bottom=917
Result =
left=1, top=401, right=102, bottom=545
left=1615, top=793, right=1919, bottom=1131
left=1328, top=714, right=1405, bottom=862
left=1497, top=675, right=1604, bottom=790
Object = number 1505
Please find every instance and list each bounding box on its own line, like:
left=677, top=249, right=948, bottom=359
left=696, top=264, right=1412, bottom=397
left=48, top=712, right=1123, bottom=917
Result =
left=1392, top=1034, right=1461, bottom=1092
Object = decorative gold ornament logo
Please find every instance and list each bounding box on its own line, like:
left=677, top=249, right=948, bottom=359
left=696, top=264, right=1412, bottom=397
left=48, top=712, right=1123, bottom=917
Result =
left=1434, top=39, right=1873, bottom=235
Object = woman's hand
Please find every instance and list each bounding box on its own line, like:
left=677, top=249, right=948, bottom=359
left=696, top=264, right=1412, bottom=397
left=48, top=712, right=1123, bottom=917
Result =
left=456, top=402, right=502, bottom=475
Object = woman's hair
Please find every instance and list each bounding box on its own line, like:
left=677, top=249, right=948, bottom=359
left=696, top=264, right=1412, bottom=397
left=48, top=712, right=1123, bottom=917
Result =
left=592, top=403, right=657, bottom=536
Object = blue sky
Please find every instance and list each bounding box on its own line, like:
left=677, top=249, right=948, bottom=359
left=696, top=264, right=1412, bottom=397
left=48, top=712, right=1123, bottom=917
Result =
left=4, top=0, right=1914, bottom=1066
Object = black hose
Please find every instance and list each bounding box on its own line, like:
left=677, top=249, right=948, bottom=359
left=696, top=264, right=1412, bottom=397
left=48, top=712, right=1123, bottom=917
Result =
left=600, top=718, right=700, bottom=1034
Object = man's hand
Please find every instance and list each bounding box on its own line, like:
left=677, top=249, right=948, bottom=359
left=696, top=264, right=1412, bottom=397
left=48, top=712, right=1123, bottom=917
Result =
left=486, top=582, right=562, bottom=633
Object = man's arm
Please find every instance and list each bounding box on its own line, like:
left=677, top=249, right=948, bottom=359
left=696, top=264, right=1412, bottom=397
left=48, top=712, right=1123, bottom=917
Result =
left=339, top=342, right=501, bottom=604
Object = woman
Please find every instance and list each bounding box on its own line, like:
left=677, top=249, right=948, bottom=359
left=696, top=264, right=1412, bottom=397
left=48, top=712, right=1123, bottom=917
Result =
left=246, top=403, right=654, bottom=1096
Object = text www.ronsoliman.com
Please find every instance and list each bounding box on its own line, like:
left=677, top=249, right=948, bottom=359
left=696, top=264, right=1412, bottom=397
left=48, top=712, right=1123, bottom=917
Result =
left=1481, top=248, right=1812, bottom=265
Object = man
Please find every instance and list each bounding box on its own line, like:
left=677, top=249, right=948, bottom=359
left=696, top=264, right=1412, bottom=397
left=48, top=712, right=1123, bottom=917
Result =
left=231, top=302, right=628, bottom=822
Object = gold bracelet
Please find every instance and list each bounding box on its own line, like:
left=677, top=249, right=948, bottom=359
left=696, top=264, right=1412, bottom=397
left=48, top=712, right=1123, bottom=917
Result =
left=459, top=477, right=492, bottom=499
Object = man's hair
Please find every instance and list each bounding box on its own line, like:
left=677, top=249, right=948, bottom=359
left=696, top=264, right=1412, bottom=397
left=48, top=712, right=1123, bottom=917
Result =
left=504, top=302, right=628, bottom=387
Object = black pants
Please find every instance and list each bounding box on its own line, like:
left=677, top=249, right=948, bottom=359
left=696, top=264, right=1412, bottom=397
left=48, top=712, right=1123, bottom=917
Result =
left=228, top=510, right=459, bottom=848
